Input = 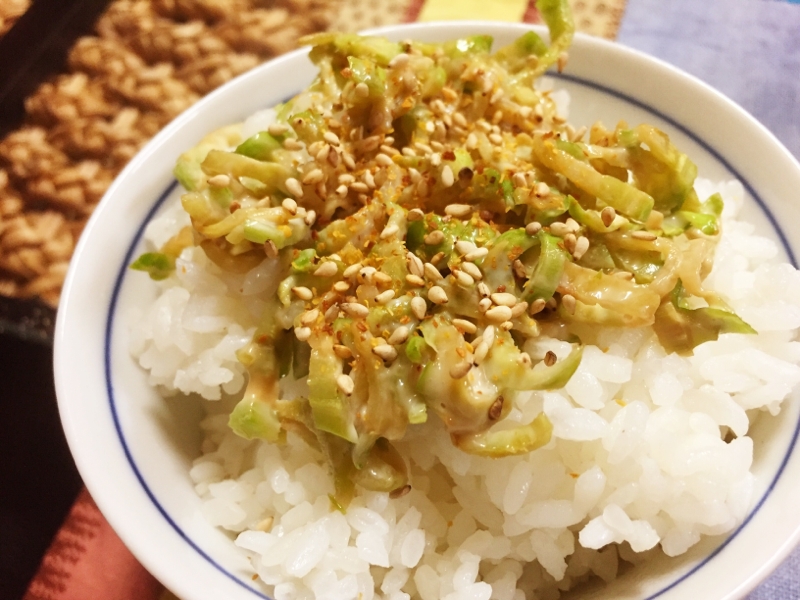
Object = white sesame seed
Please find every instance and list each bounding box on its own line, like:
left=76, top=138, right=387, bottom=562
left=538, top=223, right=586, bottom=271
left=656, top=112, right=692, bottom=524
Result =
left=325, top=304, right=340, bottom=322
left=308, top=141, right=324, bottom=155
left=333, top=344, right=352, bottom=359
left=441, top=165, right=455, bottom=188
left=489, top=133, right=503, bottom=145
left=424, top=230, right=445, bottom=245
left=512, top=259, right=527, bottom=280
left=449, top=361, right=472, bottom=379
left=374, top=272, right=393, bottom=286
left=512, top=172, right=527, bottom=188
left=323, top=131, right=340, bottom=146
left=342, top=152, right=356, bottom=169
left=407, top=208, right=424, bottom=221
left=430, top=141, right=445, bottom=151
left=414, top=141, right=433, bottom=154
left=601, top=206, right=616, bottom=227
left=380, top=224, right=399, bottom=239
left=411, top=296, right=427, bottom=320
left=333, top=281, right=350, bottom=293
left=388, top=326, right=409, bottom=345
left=476, top=120, right=492, bottom=133
left=473, top=340, right=489, bottom=364
left=425, top=121, right=435, bottom=133
left=264, top=240, right=278, bottom=258
left=519, top=105, right=533, bottom=118
left=428, top=285, right=448, bottom=304
left=294, top=327, right=311, bottom=341
left=268, top=123, right=288, bottom=135
left=389, top=52, right=410, bottom=68
left=335, top=184, right=348, bottom=197
left=350, top=182, right=369, bottom=193
left=281, top=198, right=298, bottom=214
left=343, top=263, right=362, bottom=278
left=416, top=179, right=429, bottom=197
left=423, top=262, right=442, bottom=281
left=373, top=344, right=398, bottom=362
left=534, top=182, right=550, bottom=197
left=375, top=289, right=396, bottom=305
left=445, top=204, right=472, bottom=218
left=455, top=240, right=477, bottom=255
left=302, top=169, right=324, bottom=185
left=477, top=282, right=490, bottom=297
left=380, top=144, right=399, bottom=156
left=304, top=210, right=317, bottom=227
left=466, top=132, right=478, bottom=149
left=464, top=247, right=489, bottom=262
left=460, top=261, right=482, bottom=280
left=525, top=221, right=542, bottom=236
left=315, top=144, right=331, bottom=163
left=285, top=177, right=304, bottom=198
left=483, top=325, right=496, bottom=347
left=561, top=293, right=577, bottom=314
left=453, top=318, right=477, bottom=334
left=406, top=252, right=424, bottom=277
left=283, top=138, right=304, bottom=151
left=500, top=320, right=513, bottom=331
left=491, top=292, right=517, bottom=307
left=314, top=261, right=338, bottom=278
left=530, top=298, right=547, bottom=314
left=564, top=233, right=577, bottom=253
left=485, top=305, right=513, bottom=323
left=478, top=297, right=492, bottom=313
left=490, top=87, right=504, bottom=104
left=565, top=218, right=580, bottom=233
left=632, top=230, right=657, bottom=241
left=355, top=82, right=370, bottom=97
left=300, top=309, right=319, bottom=325
left=338, top=173, right=355, bottom=185
left=550, top=222, right=569, bottom=237
left=406, top=274, right=425, bottom=287
left=361, top=170, right=375, bottom=189
left=336, top=374, right=354, bottom=395
left=452, top=112, right=467, bottom=128
left=358, top=266, right=376, bottom=284
left=342, top=302, right=369, bottom=318
left=207, top=174, right=230, bottom=187
left=375, top=153, right=394, bottom=167
left=430, top=153, right=441, bottom=167
left=573, top=236, right=590, bottom=260
left=402, top=147, right=417, bottom=157
left=292, top=286, right=312, bottom=300
left=511, top=302, right=528, bottom=318
left=455, top=270, right=474, bottom=287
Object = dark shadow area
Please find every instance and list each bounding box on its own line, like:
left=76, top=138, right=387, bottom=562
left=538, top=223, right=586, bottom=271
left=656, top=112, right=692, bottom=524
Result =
left=0, top=333, right=83, bottom=599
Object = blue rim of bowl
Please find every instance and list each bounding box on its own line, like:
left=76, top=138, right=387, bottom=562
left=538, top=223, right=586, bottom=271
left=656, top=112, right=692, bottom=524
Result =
left=104, top=71, right=800, bottom=600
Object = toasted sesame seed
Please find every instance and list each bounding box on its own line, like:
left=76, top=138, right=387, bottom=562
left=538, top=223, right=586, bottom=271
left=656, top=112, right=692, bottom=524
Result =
left=304, top=210, right=317, bottom=227
left=264, top=240, right=278, bottom=258
left=466, top=132, right=478, bottom=149
left=423, top=262, right=442, bottom=281
left=405, top=274, right=425, bottom=287
left=453, top=318, right=477, bottom=334
left=455, top=242, right=477, bottom=258
left=283, top=138, right=304, bottom=151
left=485, top=305, right=513, bottom=323
left=430, top=140, right=445, bottom=151
left=294, top=327, right=311, bottom=341
left=336, top=374, right=354, bottom=395
left=632, top=230, right=657, bottom=241
left=564, top=233, right=577, bottom=253
left=614, top=271, right=635, bottom=280
left=380, top=144, right=399, bottom=156
left=507, top=300, right=528, bottom=319
left=358, top=266, right=376, bottom=284
left=450, top=360, right=472, bottom=379
left=483, top=325, right=496, bottom=347
left=543, top=350, right=557, bottom=366
left=416, top=179, right=429, bottom=197
left=375, top=153, right=394, bottom=167
left=491, top=292, right=517, bottom=307
left=512, top=172, right=527, bottom=188
left=430, top=153, right=442, bottom=166
left=460, top=262, right=482, bottom=280
left=500, top=320, right=513, bottom=331
left=380, top=224, right=399, bottom=239
left=464, top=247, right=489, bottom=262
left=285, top=177, right=304, bottom=198
left=561, top=293, right=577, bottom=314
left=430, top=252, right=445, bottom=265
left=550, top=222, right=569, bottom=237
left=573, top=236, right=590, bottom=260
left=512, top=259, right=527, bottom=279
left=565, top=218, right=581, bottom=233
left=350, top=182, right=369, bottom=193
left=388, top=326, right=409, bottom=345
left=303, top=169, right=324, bottom=185
left=407, top=208, right=424, bottom=221
left=355, top=82, right=370, bottom=97
left=411, top=296, right=427, bottom=320
left=424, top=230, right=445, bottom=245
left=373, top=272, right=393, bottom=286
left=333, top=281, right=350, bottom=293
left=282, top=198, right=298, bottom=214
left=342, top=302, right=369, bottom=318
left=267, top=123, right=288, bottom=136
left=414, top=142, right=433, bottom=155
left=333, top=344, right=352, bottom=359
left=342, top=152, right=356, bottom=170
left=428, top=285, right=448, bottom=304
left=363, top=170, right=376, bottom=189
left=557, top=51, right=569, bottom=72
left=323, top=131, right=340, bottom=146
left=441, top=86, right=458, bottom=101
left=489, top=133, right=503, bottom=145
left=425, top=121, right=435, bottom=133
left=519, top=105, right=533, bottom=118
left=292, top=286, right=313, bottom=300
left=343, top=263, right=362, bottom=278
left=473, top=340, right=489, bottom=363
left=300, top=309, right=320, bottom=325
left=314, top=261, right=338, bottom=278
left=490, top=88, right=504, bottom=104
left=530, top=298, right=547, bottom=314
left=335, top=184, right=348, bottom=197
left=534, top=182, right=550, bottom=197
left=406, top=252, right=424, bottom=277
left=315, top=144, right=331, bottom=163
left=525, top=221, right=542, bottom=236
left=375, top=289, right=396, bottom=305
left=478, top=297, right=492, bottom=313
left=455, top=270, right=474, bottom=286
left=208, top=174, right=230, bottom=187
left=441, top=165, right=455, bottom=188
left=373, top=344, right=398, bottom=362
left=477, top=282, right=491, bottom=297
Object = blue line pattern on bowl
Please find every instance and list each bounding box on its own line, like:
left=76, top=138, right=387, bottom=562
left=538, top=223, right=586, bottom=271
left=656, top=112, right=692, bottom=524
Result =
left=104, top=73, right=800, bottom=599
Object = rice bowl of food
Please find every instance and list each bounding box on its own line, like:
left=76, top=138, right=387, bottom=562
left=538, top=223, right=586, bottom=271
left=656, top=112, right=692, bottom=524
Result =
left=54, top=4, right=800, bottom=600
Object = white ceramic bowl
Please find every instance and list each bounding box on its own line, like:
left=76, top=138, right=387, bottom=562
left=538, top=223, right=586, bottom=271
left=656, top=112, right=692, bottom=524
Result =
left=54, top=21, right=800, bottom=600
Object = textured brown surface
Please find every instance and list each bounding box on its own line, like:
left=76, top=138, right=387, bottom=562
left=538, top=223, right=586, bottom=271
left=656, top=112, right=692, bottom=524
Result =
left=0, top=0, right=29, bottom=36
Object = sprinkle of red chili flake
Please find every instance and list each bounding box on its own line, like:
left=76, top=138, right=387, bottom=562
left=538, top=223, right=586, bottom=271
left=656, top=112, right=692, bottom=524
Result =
left=442, top=150, right=456, bottom=160
left=257, top=334, right=270, bottom=344
left=356, top=322, right=368, bottom=332
left=497, top=285, right=506, bottom=293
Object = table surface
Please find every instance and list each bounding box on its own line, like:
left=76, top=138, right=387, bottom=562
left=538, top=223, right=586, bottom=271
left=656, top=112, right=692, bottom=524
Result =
left=1, top=0, right=799, bottom=599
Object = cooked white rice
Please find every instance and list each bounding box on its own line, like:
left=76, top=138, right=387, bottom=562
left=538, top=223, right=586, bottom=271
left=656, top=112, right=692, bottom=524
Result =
left=130, top=174, right=800, bottom=599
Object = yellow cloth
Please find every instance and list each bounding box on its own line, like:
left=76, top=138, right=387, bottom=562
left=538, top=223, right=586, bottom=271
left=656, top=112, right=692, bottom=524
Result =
left=418, top=0, right=529, bottom=22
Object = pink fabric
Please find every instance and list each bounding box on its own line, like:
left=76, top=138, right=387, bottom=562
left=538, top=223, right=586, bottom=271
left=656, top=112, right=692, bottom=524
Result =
left=23, top=488, right=163, bottom=600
